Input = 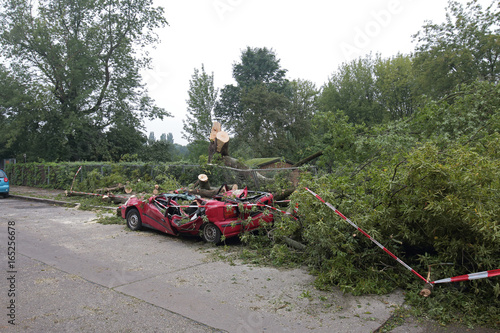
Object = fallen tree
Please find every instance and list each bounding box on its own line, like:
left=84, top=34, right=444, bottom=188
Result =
left=293, top=151, right=323, bottom=167
left=65, top=190, right=130, bottom=204
left=95, top=184, right=125, bottom=193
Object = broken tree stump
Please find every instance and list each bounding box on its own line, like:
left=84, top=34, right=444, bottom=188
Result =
left=210, top=121, right=221, bottom=141
left=209, top=122, right=222, bottom=163
left=196, top=174, right=211, bottom=190
left=216, top=131, right=229, bottom=156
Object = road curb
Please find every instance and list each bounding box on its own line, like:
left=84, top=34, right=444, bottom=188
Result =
left=10, top=194, right=117, bottom=210
left=10, top=194, right=78, bottom=207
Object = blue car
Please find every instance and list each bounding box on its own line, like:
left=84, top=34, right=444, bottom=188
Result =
left=0, top=169, right=9, bottom=198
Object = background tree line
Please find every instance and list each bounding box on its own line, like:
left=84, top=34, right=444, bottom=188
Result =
left=0, top=0, right=171, bottom=162
left=184, top=0, right=499, bottom=165
left=1, top=0, right=498, bottom=166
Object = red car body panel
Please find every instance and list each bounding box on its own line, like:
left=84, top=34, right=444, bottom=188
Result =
left=118, top=188, right=274, bottom=242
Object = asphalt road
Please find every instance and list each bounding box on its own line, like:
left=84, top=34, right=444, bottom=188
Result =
left=1, top=195, right=487, bottom=333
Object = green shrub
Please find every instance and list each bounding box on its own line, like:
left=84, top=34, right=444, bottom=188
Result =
left=286, top=137, right=500, bottom=327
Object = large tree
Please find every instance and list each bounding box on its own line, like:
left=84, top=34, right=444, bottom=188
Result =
left=319, top=55, right=385, bottom=125
left=0, top=0, right=170, bottom=161
left=238, top=82, right=290, bottom=157
left=284, top=79, right=318, bottom=160
left=412, top=0, right=500, bottom=98
left=215, top=47, right=293, bottom=158
left=374, top=54, right=420, bottom=120
left=0, top=63, right=41, bottom=159
left=183, top=64, right=218, bottom=143
left=233, top=46, right=288, bottom=92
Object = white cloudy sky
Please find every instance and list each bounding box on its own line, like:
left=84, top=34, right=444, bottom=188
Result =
left=142, top=0, right=494, bottom=145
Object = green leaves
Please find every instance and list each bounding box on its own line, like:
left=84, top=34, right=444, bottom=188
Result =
left=233, top=47, right=288, bottom=90
left=183, top=64, right=218, bottom=143
left=0, top=0, right=170, bottom=161
left=319, top=55, right=385, bottom=125
left=214, top=47, right=319, bottom=160
left=273, top=79, right=500, bottom=325
left=413, top=0, right=500, bottom=98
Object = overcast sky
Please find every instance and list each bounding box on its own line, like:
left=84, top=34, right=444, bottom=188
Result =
left=142, top=0, right=493, bottom=146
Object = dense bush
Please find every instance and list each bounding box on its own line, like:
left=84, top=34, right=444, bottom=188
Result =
left=276, top=81, right=500, bottom=327
left=4, top=162, right=187, bottom=191
left=4, top=159, right=304, bottom=194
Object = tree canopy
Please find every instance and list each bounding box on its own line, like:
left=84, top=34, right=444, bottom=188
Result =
left=319, top=55, right=385, bottom=125
left=0, top=0, right=170, bottom=161
left=214, top=47, right=319, bottom=160
left=413, top=0, right=500, bottom=98
left=183, top=64, right=218, bottom=143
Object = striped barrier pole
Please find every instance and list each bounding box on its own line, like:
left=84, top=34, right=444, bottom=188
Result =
left=305, top=187, right=429, bottom=284
left=432, top=269, right=500, bottom=284
left=70, top=166, right=82, bottom=192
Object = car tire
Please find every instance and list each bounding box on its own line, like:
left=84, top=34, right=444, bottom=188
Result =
left=126, top=209, right=142, bottom=231
left=202, top=223, right=221, bottom=244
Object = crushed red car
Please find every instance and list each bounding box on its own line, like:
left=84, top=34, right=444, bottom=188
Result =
left=117, top=186, right=274, bottom=243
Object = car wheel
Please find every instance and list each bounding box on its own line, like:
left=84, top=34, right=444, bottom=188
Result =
left=202, top=223, right=221, bottom=243
left=126, top=209, right=142, bottom=231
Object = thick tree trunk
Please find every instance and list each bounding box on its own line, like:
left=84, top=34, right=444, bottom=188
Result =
left=102, top=194, right=128, bottom=204
left=95, top=184, right=125, bottom=193
left=197, top=174, right=211, bottom=190
left=223, top=156, right=250, bottom=170
left=283, top=237, right=306, bottom=250
left=272, top=188, right=296, bottom=202
left=222, top=156, right=270, bottom=184
left=208, top=140, right=217, bottom=163
left=293, top=151, right=323, bottom=167
left=65, top=190, right=129, bottom=204
left=216, top=131, right=229, bottom=156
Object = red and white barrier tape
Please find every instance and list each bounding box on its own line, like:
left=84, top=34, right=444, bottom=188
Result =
left=70, top=166, right=82, bottom=192
left=260, top=203, right=298, bottom=220
left=305, top=187, right=429, bottom=284
left=306, top=187, right=500, bottom=285
left=432, top=269, right=500, bottom=284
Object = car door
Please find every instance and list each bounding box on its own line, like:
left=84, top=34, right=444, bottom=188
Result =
left=141, top=197, right=177, bottom=235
